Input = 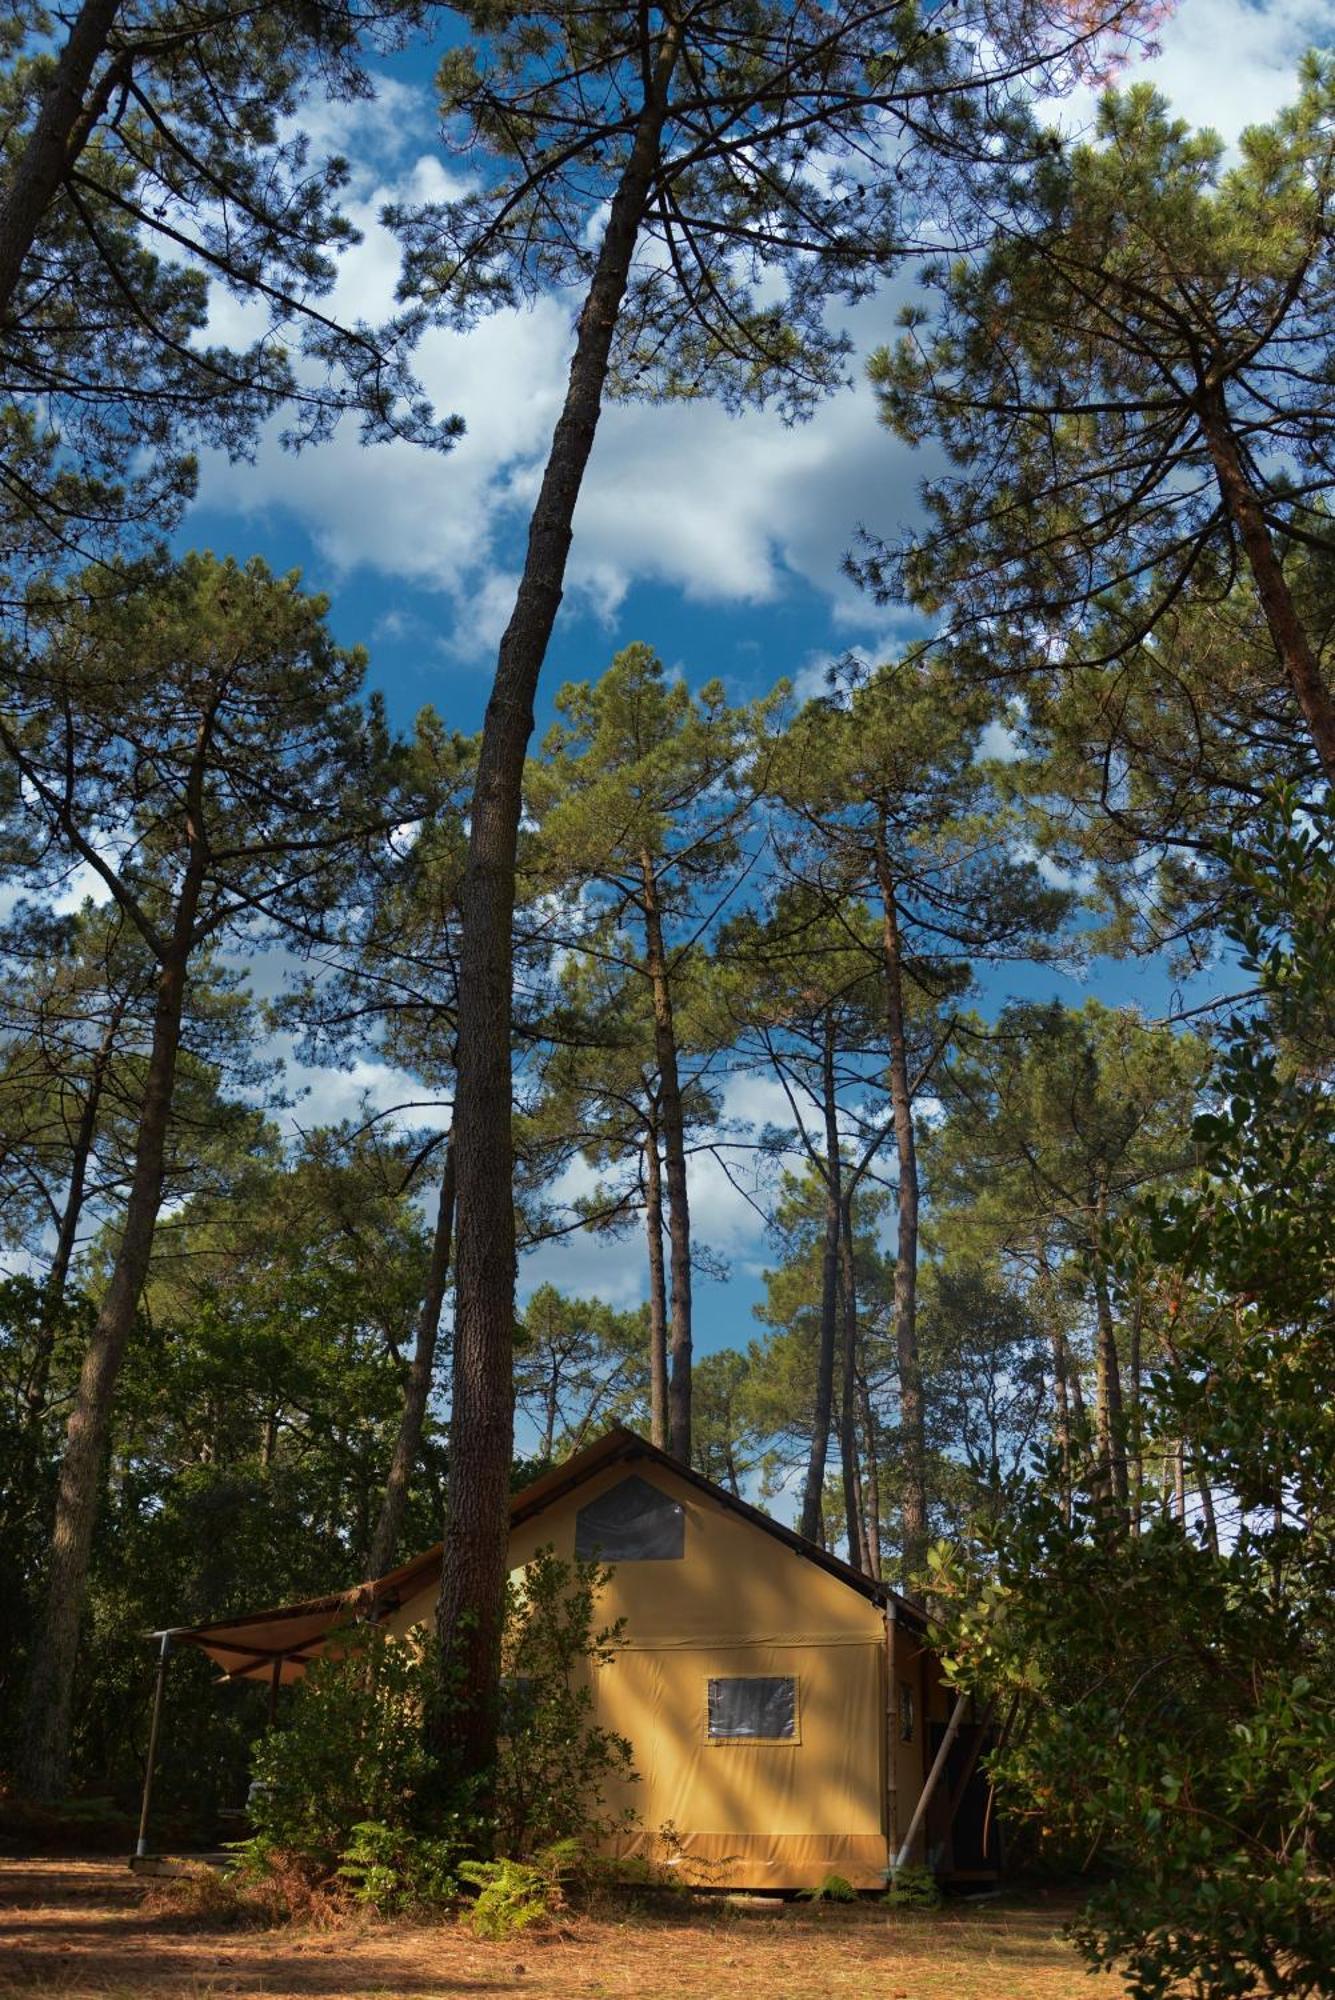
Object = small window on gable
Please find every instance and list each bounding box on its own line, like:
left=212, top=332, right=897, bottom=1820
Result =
left=574, top=1474, right=684, bottom=1561
left=707, top=1675, right=798, bottom=1742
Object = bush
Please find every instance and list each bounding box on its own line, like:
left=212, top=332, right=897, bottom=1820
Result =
left=493, top=1547, right=638, bottom=1857
left=236, top=1546, right=640, bottom=1919
left=244, top=1625, right=441, bottom=1869
left=337, top=1818, right=461, bottom=1913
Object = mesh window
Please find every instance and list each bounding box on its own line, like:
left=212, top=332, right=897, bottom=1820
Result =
left=707, top=1676, right=797, bottom=1740
left=574, top=1475, right=685, bottom=1560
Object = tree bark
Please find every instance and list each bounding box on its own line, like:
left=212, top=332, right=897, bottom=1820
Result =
left=855, top=1357, right=882, bottom=1581
left=1127, top=1289, right=1144, bottom=1533
left=838, top=1187, right=868, bottom=1572
left=435, top=23, right=680, bottom=1792
left=1199, top=394, right=1335, bottom=783
left=639, top=854, right=692, bottom=1462
left=874, top=831, right=927, bottom=1597
left=800, top=1021, right=841, bottom=1544
left=23, top=996, right=125, bottom=1438
left=642, top=1113, right=669, bottom=1450
left=1197, top=1459, right=1220, bottom=1558
left=1092, top=1236, right=1128, bottom=1512
left=0, top=0, right=123, bottom=322
left=367, top=1137, right=455, bottom=1580
left=16, top=948, right=190, bottom=1800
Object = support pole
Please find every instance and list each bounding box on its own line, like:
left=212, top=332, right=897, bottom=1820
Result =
left=268, top=1656, right=283, bottom=1727
left=135, top=1632, right=173, bottom=1860
left=884, top=1602, right=899, bottom=1871
left=890, top=1686, right=969, bottom=1876
left=940, top=1697, right=997, bottom=1859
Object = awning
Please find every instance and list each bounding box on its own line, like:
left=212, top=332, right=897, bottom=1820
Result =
left=167, top=1541, right=443, bottom=1683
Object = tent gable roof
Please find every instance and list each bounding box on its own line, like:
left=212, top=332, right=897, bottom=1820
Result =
left=171, top=1426, right=924, bottom=1680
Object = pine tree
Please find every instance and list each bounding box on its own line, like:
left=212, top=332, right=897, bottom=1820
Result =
left=0, top=551, right=416, bottom=1797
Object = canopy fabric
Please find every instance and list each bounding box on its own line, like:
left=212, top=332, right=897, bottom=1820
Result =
left=167, top=1426, right=925, bottom=1683
left=166, top=1537, right=441, bottom=1682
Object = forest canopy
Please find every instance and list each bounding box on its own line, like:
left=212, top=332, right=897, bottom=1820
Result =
left=1, top=4, right=1332, bottom=1993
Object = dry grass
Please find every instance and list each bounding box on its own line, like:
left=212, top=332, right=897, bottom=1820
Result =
left=0, top=1856, right=1123, bottom=2000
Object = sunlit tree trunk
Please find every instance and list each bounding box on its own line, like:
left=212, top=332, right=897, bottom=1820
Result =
left=1200, top=392, right=1335, bottom=782
left=437, top=30, right=682, bottom=1790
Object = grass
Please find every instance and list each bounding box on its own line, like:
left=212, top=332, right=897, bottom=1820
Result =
left=0, top=1857, right=1123, bottom=2000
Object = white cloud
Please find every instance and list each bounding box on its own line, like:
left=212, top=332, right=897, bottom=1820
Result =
left=192, top=148, right=929, bottom=654
left=193, top=7, right=1334, bottom=664
left=1056, top=0, right=1331, bottom=142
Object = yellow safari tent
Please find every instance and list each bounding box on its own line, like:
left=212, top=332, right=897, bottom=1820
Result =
left=162, top=1428, right=997, bottom=1890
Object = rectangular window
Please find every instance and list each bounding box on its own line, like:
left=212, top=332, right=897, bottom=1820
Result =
left=899, top=1680, right=916, bottom=1744
left=707, top=1675, right=798, bottom=1742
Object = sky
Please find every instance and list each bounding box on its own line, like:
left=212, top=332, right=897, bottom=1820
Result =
left=179, top=0, right=1333, bottom=1368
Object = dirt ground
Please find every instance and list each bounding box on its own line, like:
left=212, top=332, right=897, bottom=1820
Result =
left=0, top=1858, right=1122, bottom=2000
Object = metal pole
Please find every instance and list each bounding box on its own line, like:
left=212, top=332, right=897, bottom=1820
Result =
left=268, top=1656, right=283, bottom=1727
left=135, top=1632, right=173, bottom=1860
left=891, top=1686, right=969, bottom=1876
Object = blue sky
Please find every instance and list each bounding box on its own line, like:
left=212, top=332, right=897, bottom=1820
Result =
left=180, top=0, right=1331, bottom=1369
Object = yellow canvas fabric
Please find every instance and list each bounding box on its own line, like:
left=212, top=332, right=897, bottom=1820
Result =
left=389, top=1460, right=898, bottom=1890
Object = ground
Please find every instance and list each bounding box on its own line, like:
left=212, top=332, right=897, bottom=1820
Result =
left=0, top=1859, right=1121, bottom=2000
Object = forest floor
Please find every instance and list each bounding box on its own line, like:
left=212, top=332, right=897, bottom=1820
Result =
left=0, top=1858, right=1122, bottom=1999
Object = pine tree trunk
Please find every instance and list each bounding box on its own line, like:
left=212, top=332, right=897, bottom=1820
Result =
left=838, top=1188, right=868, bottom=1572
left=1197, top=1460, right=1220, bottom=1557
left=643, top=1114, right=669, bottom=1449
left=874, top=831, right=927, bottom=1596
left=639, top=856, right=692, bottom=1462
left=801, top=1023, right=841, bottom=1545
left=1092, top=1235, right=1127, bottom=1512
left=855, top=1358, right=882, bottom=1581
left=17, top=948, right=190, bottom=1800
left=1200, top=394, right=1335, bottom=783
left=436, top=27, right=680, bottom=1792
left=22, top=996, right=125, bottom=1441
left=1050, top=1335, right=1073, bottom=1517
left=0, top=0, right=122, bottom=320
left=1127, top=1290, right=1144, bottom=1533
left=368, top=1138, right=455, bottom=1579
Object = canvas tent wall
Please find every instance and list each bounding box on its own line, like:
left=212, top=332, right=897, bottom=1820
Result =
left=166, top=1428, right=976, bottom=1889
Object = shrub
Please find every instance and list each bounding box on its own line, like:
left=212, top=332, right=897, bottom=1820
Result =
left=493, top=1547, right=638, bottom=1857
left=337, top=1818, right=461, bottom=1913
left=237, top=1546, right=639, bottom=1915
left=244, top=1625, right=439, bottom=1869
